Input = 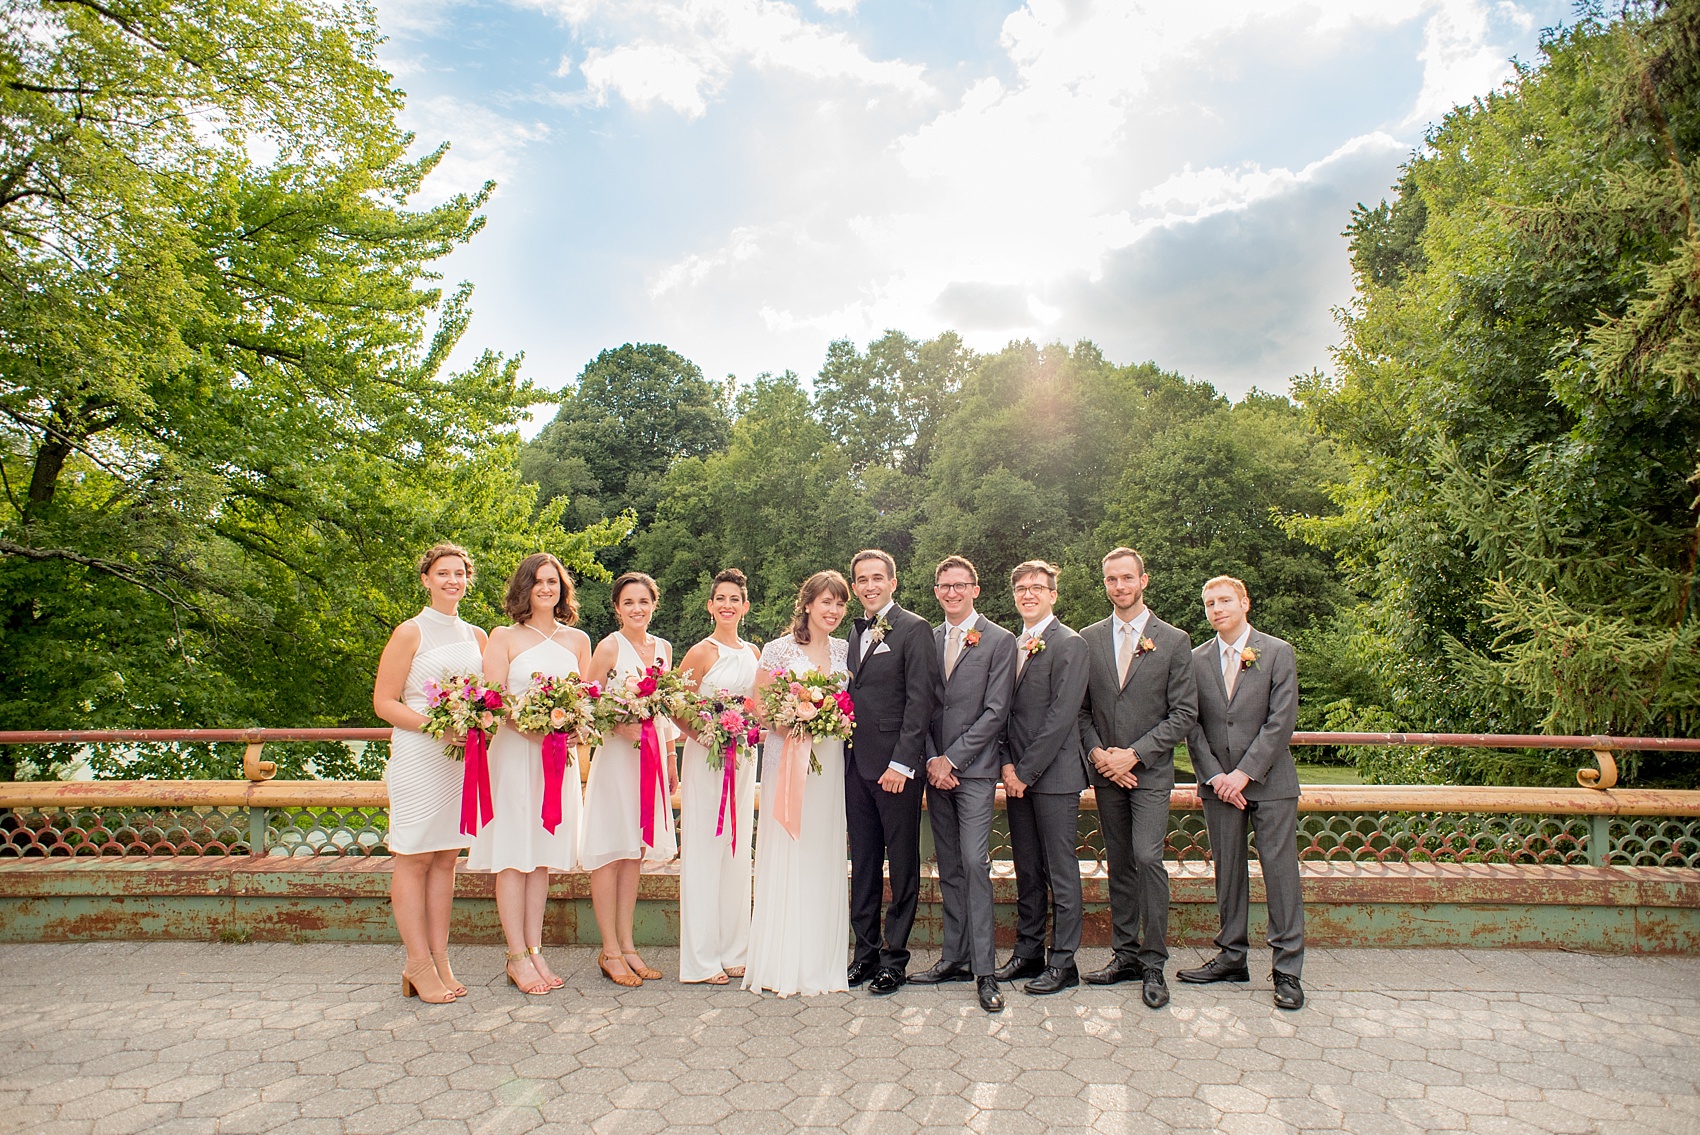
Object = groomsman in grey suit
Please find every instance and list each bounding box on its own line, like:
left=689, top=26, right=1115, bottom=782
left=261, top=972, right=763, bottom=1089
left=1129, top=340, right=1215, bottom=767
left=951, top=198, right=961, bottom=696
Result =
left=1177, top=575, right=1306, bottom=1010
left=996, top=560, right=1091, bottom=996
left=910, top=555, right=1016, bottom=1014
left=1078, top=548, right=1198, bottom=1008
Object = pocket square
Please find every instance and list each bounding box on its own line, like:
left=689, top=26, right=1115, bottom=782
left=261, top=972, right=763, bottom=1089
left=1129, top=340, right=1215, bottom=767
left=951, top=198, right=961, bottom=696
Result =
left=871, top=642, right=892, bottom=656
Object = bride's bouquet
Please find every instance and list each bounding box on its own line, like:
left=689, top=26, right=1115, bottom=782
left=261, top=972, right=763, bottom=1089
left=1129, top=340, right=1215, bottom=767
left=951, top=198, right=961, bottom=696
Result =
left=420, top=674, right=506, bottom=753
left=593, top=662, right=696, bottom=850
left=757, top=670, right=854, bottom=775
left=509, top=672, right=601, bottom=835
left=689, top=691, right=763, bottom=852
left=420, top=674, right=507, bottom=838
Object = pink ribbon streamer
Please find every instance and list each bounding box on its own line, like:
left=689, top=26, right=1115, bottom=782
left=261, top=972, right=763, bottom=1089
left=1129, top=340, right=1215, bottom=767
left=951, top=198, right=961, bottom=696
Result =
left=771, top=731, right=810, bottom=841
left=459, top=730, right=494, bottom=837
left=540, top=732, right=570, bottom=834
left=715, top=741, right=739, bottom=852
left=638, top=718, right=668, bottom=849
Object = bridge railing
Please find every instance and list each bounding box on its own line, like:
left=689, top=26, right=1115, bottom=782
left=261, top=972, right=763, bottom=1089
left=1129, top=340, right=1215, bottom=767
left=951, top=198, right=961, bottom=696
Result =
left=1, top=730, right=1697, bottom=868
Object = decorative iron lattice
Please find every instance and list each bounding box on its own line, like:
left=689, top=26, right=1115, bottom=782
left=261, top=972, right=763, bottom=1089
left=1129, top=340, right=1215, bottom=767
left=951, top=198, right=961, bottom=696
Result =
left=0, top=807, right=250, bottom=856
left=1, top=804, right=1696, bottom=866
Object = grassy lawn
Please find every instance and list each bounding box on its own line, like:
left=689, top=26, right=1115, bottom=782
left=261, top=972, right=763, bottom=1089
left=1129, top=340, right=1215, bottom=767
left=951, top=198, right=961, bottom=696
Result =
left=1174, top=753, right=1361, bottom=785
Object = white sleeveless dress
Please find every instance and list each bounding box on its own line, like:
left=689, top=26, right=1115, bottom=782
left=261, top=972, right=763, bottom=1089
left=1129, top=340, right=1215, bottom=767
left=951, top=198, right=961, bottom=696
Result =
left=678, top=639, right=760, bottom=982
left=386, top=607, right=481, bottom=855
left=466, top=633, right=582, bottom=873
left=580, top=633, right=679, bottom=871
left=743, top=634, right=850, bottom=997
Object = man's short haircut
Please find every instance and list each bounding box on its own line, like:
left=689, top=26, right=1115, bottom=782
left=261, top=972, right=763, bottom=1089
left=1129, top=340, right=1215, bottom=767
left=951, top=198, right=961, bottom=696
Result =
left=850, top=548, right=897, bottom=580
left=934, top=554, right=979, bottom=584
left=1101, top=546, right=1146, bottom=573
left=1201, top=574, right=1249, bottom=601
left=1009, top=560, right=1060, bottom=589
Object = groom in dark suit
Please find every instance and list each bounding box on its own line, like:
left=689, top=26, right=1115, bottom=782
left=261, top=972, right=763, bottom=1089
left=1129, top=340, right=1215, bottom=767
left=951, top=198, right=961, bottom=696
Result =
left=1078, top=547, right=1197, bottom=1008
left=1178, top=575, right=1306, bottom=1010
left=911, top=554, right=1016, bottom=1013
left=846, top=549, right=940, bottom=995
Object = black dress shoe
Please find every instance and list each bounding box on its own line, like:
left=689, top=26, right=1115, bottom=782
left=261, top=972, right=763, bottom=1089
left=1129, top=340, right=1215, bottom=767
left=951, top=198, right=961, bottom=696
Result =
left=992, top=954, right=1044, bottom=982
left=1177, top=955, right=1252, bottom=984
left=868, top=967, right=905, bottom=995
left=1023, top=964, right=1080, bottom=996
left=1273, top=973, right=1304, bottom=1010
left=1141, top=968, right=1170, bottom=1009
left=910, top=960, right=974, bottom=985
left=847, top=959, right=877, bottom=987
left=977, top=976, right=1004, bottom=1013
left=1082, top=958, right=1142, bottom=986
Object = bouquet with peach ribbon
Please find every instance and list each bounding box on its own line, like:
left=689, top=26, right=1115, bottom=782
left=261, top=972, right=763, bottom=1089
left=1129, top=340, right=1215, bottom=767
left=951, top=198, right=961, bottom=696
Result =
left=757, top=670, right=855, bottom=840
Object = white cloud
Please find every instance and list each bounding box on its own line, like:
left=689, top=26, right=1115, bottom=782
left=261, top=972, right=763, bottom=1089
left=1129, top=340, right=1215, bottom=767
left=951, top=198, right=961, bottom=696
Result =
left=403, top=96, right=550, bottom=205
left=538, top=0, right=932, bottom=118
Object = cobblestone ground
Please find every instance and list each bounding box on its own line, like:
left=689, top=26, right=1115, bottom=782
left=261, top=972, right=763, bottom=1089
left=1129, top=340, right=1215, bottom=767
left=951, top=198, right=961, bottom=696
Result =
left=2, top=942, right=1698, bottom=1135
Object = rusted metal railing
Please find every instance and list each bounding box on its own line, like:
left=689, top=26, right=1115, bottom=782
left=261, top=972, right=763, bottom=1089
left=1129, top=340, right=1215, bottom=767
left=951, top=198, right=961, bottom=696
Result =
left=2, top=730, right=1698, bottom=867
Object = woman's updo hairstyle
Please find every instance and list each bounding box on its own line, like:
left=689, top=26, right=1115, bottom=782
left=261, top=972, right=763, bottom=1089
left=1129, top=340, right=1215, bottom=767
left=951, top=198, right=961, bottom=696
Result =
left=790, top=570, right=850, bottom=644
left=504, top=552, right=579, bottom=625
left=610, top=571, right=660, bottom=606
left=710, top=567, right=748, bottom=598
left=418, top=542, right=475, bottom=581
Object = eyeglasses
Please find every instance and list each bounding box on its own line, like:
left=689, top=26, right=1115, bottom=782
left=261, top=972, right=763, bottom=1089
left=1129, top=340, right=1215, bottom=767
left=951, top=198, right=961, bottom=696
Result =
left=1012, top=584, right=1055, bottom=596
left=934, top=582, right=974, bottom=594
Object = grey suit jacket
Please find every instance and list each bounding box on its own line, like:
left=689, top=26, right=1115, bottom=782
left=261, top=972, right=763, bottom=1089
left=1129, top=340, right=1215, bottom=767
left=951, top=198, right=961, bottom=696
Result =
left=926, top=614, right=1017, bottom=779
left=1002, top=619, right=1091, bottom=794
left=1188, top=627, right=1300, bottom=801
left=1077, top=612, right=1198, bottom=790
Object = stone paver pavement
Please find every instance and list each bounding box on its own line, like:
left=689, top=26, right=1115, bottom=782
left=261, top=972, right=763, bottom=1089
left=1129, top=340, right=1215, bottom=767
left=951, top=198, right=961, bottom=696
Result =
left=2, top=942, right=1698, bottom=1134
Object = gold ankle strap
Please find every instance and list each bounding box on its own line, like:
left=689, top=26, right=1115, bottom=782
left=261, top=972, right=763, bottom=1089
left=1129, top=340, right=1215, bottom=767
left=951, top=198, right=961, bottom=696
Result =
left=526, top=945, right=542, bottom=956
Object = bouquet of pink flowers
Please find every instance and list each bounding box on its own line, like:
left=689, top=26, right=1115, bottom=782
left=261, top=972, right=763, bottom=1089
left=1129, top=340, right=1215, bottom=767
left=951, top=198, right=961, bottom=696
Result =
left=690, top=691, right=763, bottom=772
left=509, top=672, right=603, bottom=750
left=420, top=674, right=506, bottom=753
left=593, top=662, right=697, bottom=731
left=419, top=674, right=507, bottom=838
left=690, top=690, right=764, bottom=853
left=757, top=669, right=855, bottom=776
left=509, top=672, right=601, bottom=835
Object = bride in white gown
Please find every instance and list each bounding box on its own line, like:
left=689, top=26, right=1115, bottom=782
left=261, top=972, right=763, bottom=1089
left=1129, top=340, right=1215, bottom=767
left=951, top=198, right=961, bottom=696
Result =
left=743, top=569, right=852, bottom=997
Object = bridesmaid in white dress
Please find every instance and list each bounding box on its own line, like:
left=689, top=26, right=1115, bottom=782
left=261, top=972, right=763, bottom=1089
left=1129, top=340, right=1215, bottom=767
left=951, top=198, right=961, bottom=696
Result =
left=581, top=572, right=678, bottom=987
left=744, top=569, right=853, bottom=998
left=674, top=568, right=761, bottom=985
left=373, top=543, right=487, bottom=1004
left=468, top=553, right=591, bottom=995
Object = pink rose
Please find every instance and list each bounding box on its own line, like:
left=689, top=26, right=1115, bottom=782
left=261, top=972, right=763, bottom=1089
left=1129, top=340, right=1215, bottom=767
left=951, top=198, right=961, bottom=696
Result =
left=834, top=691, right=855, bottom=716
left=794, top=701, right=819, bottom=721
left=549, top=707, right=568, bottom=728
left=638, top=677, right=658, bottom=696
left=584, top=683, right=601, bottom=699
left=720, top=710, right=743, bottom=731
left=479, top=710, right=495, bottom=730
left=483, top=689, right=503, bottom=709
left=746, top=727, right=762, bottom=746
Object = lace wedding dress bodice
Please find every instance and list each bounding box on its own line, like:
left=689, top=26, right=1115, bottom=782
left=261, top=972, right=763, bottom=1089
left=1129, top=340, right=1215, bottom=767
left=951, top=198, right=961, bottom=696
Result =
left=757, top=634, right=848, bottom=679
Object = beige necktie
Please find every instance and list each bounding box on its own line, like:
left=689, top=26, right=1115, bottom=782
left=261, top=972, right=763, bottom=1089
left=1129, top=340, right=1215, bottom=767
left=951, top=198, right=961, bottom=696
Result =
left=1017, top=634, right=1032, bottom=676
left=944, top=626, right=963, bottom=680
left=1116, top=625, right=1135, bottom=685
left=1223, top=646, right=1238, bottom=698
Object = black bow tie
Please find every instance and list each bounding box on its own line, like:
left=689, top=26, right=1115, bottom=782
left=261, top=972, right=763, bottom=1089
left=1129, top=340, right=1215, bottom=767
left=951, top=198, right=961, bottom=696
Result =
left=853, top=617, right=873, bottom=632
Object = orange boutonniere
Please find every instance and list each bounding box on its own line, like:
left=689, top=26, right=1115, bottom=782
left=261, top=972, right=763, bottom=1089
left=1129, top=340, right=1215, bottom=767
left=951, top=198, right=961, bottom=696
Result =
left=963, top=628, right=981, bottom=648
left=1135, top=635, right=1156, bottom=656
left=1022, top=636, right=1047, bottom=659
left=1240, top=647, right=1260, bottom=671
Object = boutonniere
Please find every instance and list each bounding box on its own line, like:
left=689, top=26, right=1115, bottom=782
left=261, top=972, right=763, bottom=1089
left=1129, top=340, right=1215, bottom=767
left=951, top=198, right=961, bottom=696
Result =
left=1135, top=635, right=1156, bottom=656
left=868, top=614, right=893, bottom=645
left=963, top=628, right=982, bottom=648
left=1022, top=636, right=1047, bottom=659
left=1240, top=647, right=1260, bottom=671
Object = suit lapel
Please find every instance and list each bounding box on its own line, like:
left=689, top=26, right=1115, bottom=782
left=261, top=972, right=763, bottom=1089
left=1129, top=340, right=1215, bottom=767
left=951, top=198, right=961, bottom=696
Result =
left=1226, top=627, right=1262, bottom=705
left=848, top=624, right=863, bottom=685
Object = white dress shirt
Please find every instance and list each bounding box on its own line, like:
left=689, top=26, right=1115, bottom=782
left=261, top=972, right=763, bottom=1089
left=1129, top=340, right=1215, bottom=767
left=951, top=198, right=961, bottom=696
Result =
left=859, top=600, right=913, bottom=778
left=1115, top=607, right=1153, bottom=662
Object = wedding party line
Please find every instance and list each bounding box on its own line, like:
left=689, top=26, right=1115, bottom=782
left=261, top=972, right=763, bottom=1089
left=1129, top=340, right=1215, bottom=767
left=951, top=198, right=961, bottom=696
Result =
left=375, top=541, right=1306, bottom=1017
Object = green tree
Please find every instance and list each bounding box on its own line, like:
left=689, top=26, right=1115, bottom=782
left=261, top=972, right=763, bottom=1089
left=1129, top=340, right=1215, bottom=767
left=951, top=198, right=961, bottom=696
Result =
left=1297, top=3, right=1700, bottom=784
left=814, top=330, right=974, bottom=475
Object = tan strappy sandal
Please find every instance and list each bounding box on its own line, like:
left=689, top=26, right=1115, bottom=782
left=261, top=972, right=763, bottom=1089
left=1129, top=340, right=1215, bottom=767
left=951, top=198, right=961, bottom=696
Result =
left=599, top=952, right=642, bottom=987
left=527, top=945, right=565, bottom=989
left=505, top=950, right=550, bottom=995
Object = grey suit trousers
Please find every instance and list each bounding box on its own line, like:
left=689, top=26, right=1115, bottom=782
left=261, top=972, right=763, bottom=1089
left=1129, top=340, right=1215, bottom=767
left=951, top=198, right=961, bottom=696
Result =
left=1006, top=790, right=1082, bottom=968
left=1095, top=780, right=1171, bottom=971
left=1202, top=795, right=1305, bottom=978
left=926, top=777, right=998, bottom=975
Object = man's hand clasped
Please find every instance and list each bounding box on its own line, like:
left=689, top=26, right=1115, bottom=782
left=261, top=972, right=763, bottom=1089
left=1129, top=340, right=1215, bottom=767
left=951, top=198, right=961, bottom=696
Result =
left=927, top=755, right=959, bottom=790
left=1210, top=769, right=1253, bottom=810
left=1091, top=745, right=1140, bottom=789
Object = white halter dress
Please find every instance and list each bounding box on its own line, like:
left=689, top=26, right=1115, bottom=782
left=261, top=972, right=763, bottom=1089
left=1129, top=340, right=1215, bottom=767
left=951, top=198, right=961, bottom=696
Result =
left=385, top=607, right=481, bottom=855
left=580, top=633, right=679, bottom=871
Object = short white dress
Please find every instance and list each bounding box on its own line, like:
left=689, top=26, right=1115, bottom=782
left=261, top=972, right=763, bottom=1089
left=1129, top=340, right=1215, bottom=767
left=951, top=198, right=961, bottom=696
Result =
left=466, top=631, right=583, bottom=873
left=743, top=634, right=850, bottom=997
left=385, top=607, right=481, bottom=855
left=678, top=639, right=760, bottom=982
left=580, top=633, right=679, bottom=871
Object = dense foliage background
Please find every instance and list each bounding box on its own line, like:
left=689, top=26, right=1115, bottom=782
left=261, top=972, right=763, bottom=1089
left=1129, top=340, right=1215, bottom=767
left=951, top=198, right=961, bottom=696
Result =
left=1, top=1, right=1694, bottom=785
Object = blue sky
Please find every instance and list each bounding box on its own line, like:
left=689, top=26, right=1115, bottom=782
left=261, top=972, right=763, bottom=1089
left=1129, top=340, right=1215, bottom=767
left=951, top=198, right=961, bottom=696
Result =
left=377, top=0, right=1572, bottom=425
